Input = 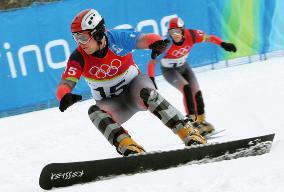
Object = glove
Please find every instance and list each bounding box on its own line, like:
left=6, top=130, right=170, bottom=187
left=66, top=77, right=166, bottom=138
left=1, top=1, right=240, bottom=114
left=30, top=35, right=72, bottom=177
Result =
left=59, top=93, right=82, bottom=112
left=220, top=42, right=237, bottom=52
left=150, top=77, right=158, bottom=89
left=149, top=39, right=170, bottom=59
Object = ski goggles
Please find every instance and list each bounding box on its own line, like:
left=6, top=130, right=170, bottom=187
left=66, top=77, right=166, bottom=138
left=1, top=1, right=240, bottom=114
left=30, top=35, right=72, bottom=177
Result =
left=168, top=28, right=183, bottom=37
left=72, top=31, right=92, bottom=45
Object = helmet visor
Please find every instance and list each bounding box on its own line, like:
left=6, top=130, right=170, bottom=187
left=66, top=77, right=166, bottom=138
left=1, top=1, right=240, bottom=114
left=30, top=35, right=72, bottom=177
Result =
left=168, top=28, right=183, bottom=37
left=72, top=31, right=92, bottom=45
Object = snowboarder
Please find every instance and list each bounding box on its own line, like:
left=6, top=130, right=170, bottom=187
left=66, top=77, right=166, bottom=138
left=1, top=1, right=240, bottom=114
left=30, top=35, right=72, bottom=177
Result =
left=56, top=9, right=206, bottom=157
left=148, top=17, right=237, bottom=136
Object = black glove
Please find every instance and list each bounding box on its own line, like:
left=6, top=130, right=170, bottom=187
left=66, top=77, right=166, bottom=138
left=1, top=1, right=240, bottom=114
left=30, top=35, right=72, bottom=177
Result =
left=149, top=39, right=170, bottom=59
left=220, top=42, right=237, bottom=52
left=150, top=77, right=158, bottom=89
left=59, top=93, right=82, bottom=112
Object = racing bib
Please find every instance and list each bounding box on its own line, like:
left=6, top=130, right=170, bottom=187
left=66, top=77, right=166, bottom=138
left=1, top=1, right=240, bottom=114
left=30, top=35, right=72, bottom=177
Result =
left=160, top=54, right=188, bottom=68
left=86, top=65, right=139, bottom=100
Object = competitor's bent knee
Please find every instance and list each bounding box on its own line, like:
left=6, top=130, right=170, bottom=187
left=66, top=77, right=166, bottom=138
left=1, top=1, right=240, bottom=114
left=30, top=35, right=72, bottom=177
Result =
left=140, top=87, right=157, bottom=102
left=88, top=104, right=101, bottom=115
left=88, top=105, right=125, bottom=145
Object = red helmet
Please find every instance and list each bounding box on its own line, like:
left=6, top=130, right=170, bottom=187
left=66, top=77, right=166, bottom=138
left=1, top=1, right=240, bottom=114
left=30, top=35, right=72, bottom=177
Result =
left=71, top=9, right=105, bottom=42
left=168, top=17, right=184, bottom=30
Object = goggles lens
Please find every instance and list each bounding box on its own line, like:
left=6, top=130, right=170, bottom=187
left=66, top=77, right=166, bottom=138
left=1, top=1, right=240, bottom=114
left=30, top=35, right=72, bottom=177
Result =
left=168, top=28, right=183, bottom=36
left=72, top=31, right=92, bottom=45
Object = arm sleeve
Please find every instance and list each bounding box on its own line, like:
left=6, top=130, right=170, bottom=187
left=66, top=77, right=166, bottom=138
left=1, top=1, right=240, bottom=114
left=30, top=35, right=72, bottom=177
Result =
left=147, top=60, right=156, bottom=77
left=204, top=35, right=223, bottom=45
left=56, top=49, right=84, bottom=101
left=189, top=29, right=223, bottom=45
left=188, top=29, right=206, bottom=43
left=56, top=83, right=71, bottom=101
left=140, top=33, right=163, bottom=48
left=111, top=29, right=142, bottom=51
left=61, top=49, right=84, bottom=83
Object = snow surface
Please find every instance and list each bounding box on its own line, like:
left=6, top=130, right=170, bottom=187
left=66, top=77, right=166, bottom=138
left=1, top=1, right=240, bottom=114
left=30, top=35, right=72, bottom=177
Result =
left=1, top=56, right=284, bottom=192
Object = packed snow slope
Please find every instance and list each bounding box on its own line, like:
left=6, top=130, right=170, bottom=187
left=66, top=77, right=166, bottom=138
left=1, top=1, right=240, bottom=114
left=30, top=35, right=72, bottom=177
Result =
left=0, top=57, right=284, bottom=192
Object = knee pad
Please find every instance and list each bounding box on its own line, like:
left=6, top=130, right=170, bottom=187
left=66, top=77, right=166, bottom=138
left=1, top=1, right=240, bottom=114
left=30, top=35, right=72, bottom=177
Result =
left=88, top=105, right=125, bottom=145
left=140, top=88, right=157, bottom=102
left=88, top=105, right=101, bottom=115
left=140, top=88, right=185, bottom=129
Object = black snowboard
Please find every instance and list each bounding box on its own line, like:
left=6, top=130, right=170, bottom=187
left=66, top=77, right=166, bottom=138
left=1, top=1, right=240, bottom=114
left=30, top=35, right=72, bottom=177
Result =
left=39, top=133, right=275, bottom=190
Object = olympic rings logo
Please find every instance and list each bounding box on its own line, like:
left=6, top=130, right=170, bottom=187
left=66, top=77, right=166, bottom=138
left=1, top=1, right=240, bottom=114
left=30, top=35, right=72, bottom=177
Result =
left=89, top=59, right=122, bottom=79
left=172, top=46, right=191, bottom=57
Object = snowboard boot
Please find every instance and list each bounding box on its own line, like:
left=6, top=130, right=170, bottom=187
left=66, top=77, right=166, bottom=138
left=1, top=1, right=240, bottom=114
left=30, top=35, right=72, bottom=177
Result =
left=177, top=122, right=207, bottom=146
left=197, top=114, right=215, bottom=136
left=187, top=114, right=215, bottom=137
left=115, top=136, right=145, bottom=157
